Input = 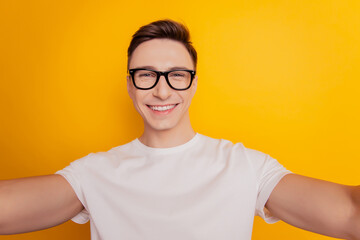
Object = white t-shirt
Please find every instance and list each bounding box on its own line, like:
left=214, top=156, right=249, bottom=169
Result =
left=56, top=133, right=291, bottom=240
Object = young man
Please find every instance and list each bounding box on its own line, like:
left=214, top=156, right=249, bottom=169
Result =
left=0, top=20, right=359, bottom=240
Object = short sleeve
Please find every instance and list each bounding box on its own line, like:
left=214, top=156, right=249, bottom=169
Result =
left=246, top=148, right=292, bottom=223
left=55, top=154, right=94, bottom=224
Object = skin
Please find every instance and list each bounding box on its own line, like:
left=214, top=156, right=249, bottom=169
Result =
left=127, top=39, right=198, bottom=148
left=0, top=175, right=83, bottom=234
left=266, top=175, right=360, bottom=239
left=0, top=38, right=359, bottom=239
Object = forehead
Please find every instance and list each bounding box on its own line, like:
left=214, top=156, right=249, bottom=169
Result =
left=129, top=39, right=194, bottom=70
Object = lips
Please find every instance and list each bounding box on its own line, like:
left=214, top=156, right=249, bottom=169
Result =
left=147, top=104, right=178, bottom=112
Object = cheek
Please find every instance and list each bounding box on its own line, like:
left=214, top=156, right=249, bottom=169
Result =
left=131, top=95, right=146, bottom=117
left=133, top=92, right=148, bottom=108
left=180, top=92, right=193, bottom=106
left=128, top=86, right=137, bottom=102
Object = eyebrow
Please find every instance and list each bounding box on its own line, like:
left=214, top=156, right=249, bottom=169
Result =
left=132, top=66, right=193, bottom=71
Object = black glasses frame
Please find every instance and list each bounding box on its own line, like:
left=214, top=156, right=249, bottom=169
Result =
left=128, top=68, right=196, bottom=90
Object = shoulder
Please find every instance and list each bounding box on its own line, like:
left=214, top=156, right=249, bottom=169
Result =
left=198, top=134, right=258, bottom=154
left=198, top=134, right=272, bottom=164
left=67, top=140, right=137, bottom=169
left=198, top=134, right=240, bottom=149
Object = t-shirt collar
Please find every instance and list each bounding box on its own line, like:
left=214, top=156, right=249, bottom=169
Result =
left=133, top=133, right=200, bottom=154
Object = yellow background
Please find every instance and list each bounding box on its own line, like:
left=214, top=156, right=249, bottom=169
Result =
left=1, top=0, right=359, bottom=239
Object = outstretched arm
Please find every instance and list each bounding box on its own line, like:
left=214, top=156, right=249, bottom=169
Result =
left=0, top=174, right=83, bottom=235
left=266, top=174, right=360, bottom=240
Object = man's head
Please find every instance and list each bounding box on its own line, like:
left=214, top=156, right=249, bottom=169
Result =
left=127, top=20, right=198, bottom=135
left=127, top=19, right=197, bottom=70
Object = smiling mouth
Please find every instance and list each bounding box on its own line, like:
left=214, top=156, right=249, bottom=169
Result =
left=147, top=104, right=178, bottom=112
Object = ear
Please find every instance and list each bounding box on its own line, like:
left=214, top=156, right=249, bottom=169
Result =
left=126, top=75, right=134, bottom=99
left=191, top=75, right=198, bottom=96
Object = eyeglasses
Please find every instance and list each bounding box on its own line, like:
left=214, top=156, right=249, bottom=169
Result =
left=128, top=68, right=196, bottom=90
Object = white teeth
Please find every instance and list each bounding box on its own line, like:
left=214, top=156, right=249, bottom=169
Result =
left=149, top=104, right=176, bottom=111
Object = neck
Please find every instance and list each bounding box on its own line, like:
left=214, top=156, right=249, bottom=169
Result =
left=139, top=115, right=196, bottom=148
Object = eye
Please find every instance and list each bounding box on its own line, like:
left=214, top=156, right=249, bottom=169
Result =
left=169, top=71, right=190, bottom=80
left=136, top=70, right=157, bottom=78
left=139, top=73, right=152, bottom=77
left=173, top=73, right=185, bottom=77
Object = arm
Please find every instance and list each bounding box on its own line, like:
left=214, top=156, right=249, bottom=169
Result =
left=0, top=174, right=83, bottom=235
left=266, top=174, right=360, bottom=240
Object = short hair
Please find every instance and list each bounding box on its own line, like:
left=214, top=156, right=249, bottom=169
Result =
left=127, top=19, right=197, bottom=69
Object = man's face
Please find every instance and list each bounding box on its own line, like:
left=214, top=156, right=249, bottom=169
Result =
left=127, top=39, right=197, bottom=133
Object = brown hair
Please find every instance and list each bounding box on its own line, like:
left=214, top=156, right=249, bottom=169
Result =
left=127, top=19, right=197, bottom=69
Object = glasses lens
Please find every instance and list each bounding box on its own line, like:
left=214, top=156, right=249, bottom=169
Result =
left=134, top=70, right=157, bottom=89
left=168, top=71, right=192, bottom=89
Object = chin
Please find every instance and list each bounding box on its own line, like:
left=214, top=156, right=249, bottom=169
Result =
left=145, top=121, right=178, bottom=132
left=143, top=115, right=184, bottom=132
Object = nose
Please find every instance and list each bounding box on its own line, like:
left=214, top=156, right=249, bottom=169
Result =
left=152, top=75, right=172, bottom=100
